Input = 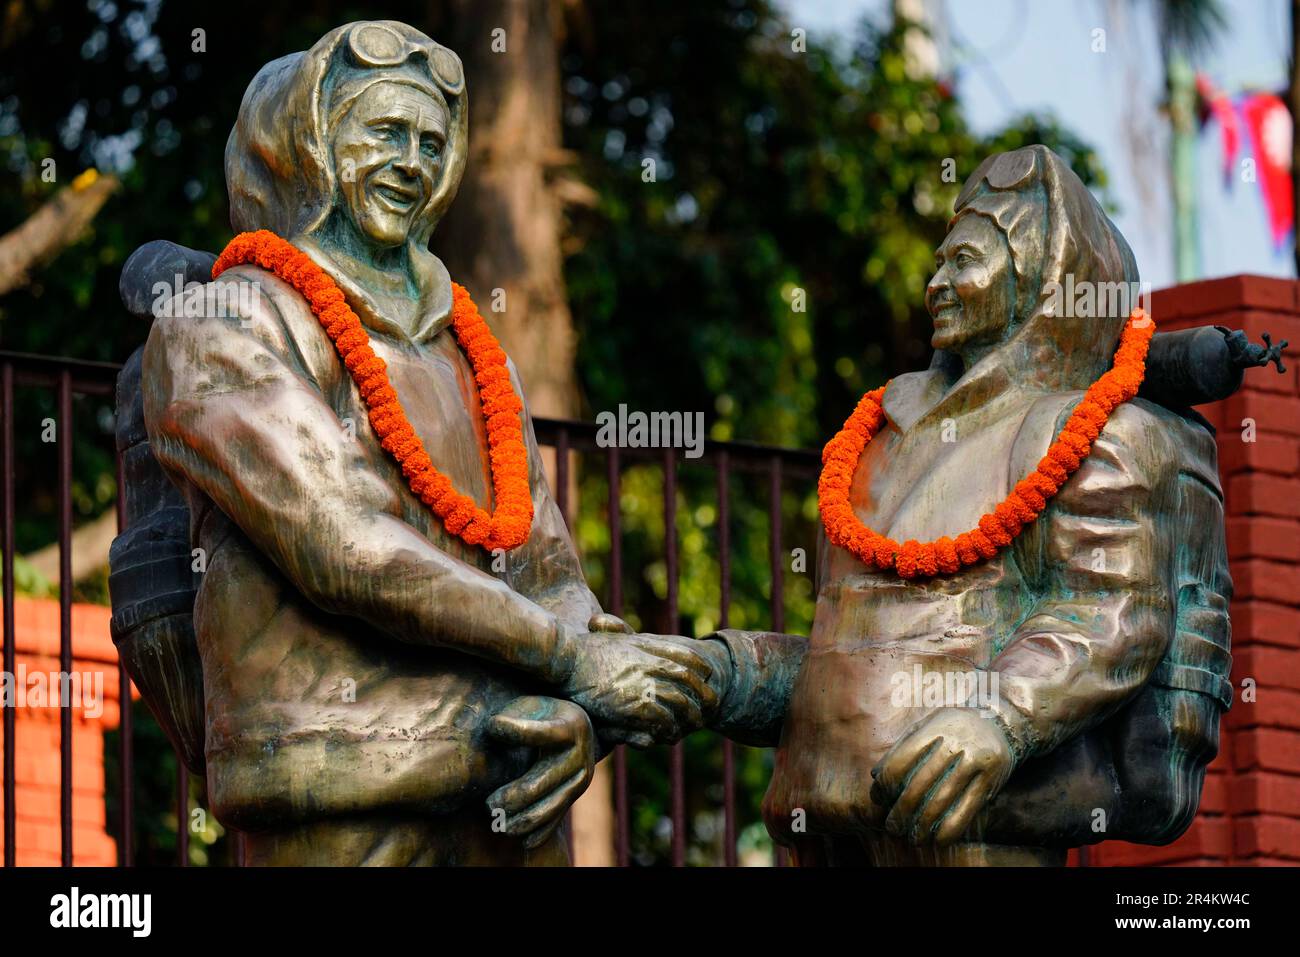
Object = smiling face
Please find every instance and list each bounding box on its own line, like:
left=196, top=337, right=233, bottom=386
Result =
left=330, top=81, right=448, bottom=250
left=925, top=214, right=1017, bottom=357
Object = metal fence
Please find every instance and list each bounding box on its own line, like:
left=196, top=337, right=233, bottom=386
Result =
left=0, top=350, right=819, bottom=867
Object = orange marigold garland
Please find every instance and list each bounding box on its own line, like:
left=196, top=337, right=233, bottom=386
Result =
left=212, top=230, right=533, bottom=552
left=818, top=307, right=1155, bottom=579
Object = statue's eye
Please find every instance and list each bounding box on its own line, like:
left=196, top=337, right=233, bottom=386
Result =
left=371, top=124, right=398, bottom=141
left=421, top=137, right=441, bottom=157
left=956, top=252, right=976, bottom=267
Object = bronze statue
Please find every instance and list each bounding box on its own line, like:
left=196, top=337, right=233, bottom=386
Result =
left=111, top=20, right=715, bottom=866
left=687, top=145, right=1286, bottom=866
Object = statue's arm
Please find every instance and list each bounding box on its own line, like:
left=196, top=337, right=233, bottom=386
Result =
left=982, top=401, right=1179, bottom=765
left=688, top=531, right=828, bottom=744
left=141, top=275, right=571, bottom=683
left=696, top=629, right=808, bottom=747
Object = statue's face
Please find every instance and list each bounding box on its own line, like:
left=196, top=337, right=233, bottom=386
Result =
left=925, top=214, right=1016, bottom=355
left=330, top=82, right=448, bottom=249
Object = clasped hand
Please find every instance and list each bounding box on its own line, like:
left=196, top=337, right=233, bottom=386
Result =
left=556, top=614, right=724, bottom=748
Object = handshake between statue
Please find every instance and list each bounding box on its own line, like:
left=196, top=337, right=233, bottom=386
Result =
left=553, top=615, right=723, bottom=749
left=471, top=620, right=733, bottom=854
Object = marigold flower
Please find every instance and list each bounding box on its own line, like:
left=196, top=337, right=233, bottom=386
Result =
left=816, top=308, right=1153, bottom=578
left=213, top=230, right=534, bottom=552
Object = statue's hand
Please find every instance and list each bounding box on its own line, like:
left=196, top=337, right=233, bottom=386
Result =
left=634, top=632, right=732, bottom=717
left=555, top=625, right=717, bottom=748
left=869, top=707, right=1014, bottom=847
left=485, top=696, right=595, bottom=850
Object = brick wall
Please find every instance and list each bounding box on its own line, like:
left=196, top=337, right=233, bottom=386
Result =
left=0, top=598, right=124, bottom=866
left=1086, top=274, right=1300, bottom=866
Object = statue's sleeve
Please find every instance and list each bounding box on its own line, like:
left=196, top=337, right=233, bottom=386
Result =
left=503, top=360, right=602, bottom=633
left=700, top=630, right=809, bottom=747
left=982, top=401, right=1179, bottom=764
left=141, top=271, right=570, bottom=682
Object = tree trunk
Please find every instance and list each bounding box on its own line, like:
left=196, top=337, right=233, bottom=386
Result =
left=0, top=171, right=118, bottom=297
left=436, top=0, right=579, bottom=421
left=433, top=0, right=614, bottom=866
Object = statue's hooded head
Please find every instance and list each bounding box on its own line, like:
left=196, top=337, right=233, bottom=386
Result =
left=926, top=145, right=1139, bottom=393
left=225, top=21, right=467, bottom=335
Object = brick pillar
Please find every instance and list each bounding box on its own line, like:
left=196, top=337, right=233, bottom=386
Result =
left=1087, top=275, right=1300, bottom=866
left=0, top=598, right=124, bottom=865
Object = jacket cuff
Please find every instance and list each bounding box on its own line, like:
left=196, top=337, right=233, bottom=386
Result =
left=701, top=629, right=808, bottom=748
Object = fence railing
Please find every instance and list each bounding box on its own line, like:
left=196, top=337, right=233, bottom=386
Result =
left=0, top=350, right=819, bottom=867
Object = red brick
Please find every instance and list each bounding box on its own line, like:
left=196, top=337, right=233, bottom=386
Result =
left=1225, top=686, right=1300, bottom=730
left=1233, top=646, right=1300, bottom=688
left=4, top=787, right=107, bottom=827
left=0, top=599, right=124, bottom=866
left=1231, top=601, right=1300, bottom=646
left=1226, top=476, right=1300, bottom=520
left=1231, top=559, right=1300, bottom=604
left=1168, top=857, right=1236, bottom=866
left=1234, top=728, right=1300, bottom=774
left=1241, top=359, right=1299, bottom=396
left=1218, top=433, right=1300, bottom=477
left=1233, top=815, right=1300, bottom=858
left=1151, top=276, right=1297, bottom=322
left=1227, top=772, right=1300, bottom=814
left=1227, top=517, right=1300, bottom=562
left=1198, top=773, right=1229, bottom=813
left=1224, top=392, right=1300, bottom=439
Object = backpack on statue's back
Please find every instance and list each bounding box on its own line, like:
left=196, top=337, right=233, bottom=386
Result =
left=987, top=373, right=1234, bottom=850
left=108, top=241, right=214, bottom=776
left=1106, top=400, right=1234, bottom=845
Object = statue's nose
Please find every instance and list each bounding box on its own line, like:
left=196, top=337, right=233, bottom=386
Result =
left=393, top=136, right=421, bottom=177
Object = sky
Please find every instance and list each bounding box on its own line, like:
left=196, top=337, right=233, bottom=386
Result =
left=781, top=0, right=1292, bottom=291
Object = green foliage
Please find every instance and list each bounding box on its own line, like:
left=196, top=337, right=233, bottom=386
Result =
left=2, top=553, right=53, bottom=597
